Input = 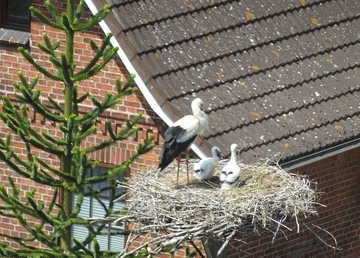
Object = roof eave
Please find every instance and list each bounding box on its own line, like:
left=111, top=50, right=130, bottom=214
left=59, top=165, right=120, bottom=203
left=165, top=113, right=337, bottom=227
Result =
left=281, top=137, right=360, bottom=171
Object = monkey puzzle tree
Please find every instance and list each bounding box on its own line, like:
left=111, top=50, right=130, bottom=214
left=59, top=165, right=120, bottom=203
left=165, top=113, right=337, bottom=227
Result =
left=0, top=0, right=154, bottom=257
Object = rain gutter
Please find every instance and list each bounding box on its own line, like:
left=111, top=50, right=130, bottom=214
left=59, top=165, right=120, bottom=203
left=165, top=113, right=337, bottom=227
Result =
left=281, top=138, right=360, bottom=171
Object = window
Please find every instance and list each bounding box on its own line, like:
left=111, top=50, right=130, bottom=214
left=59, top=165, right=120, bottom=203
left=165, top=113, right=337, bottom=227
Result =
left=0, top=0, right=31, bottom=31
left=72, top=166, right=125, bottom=252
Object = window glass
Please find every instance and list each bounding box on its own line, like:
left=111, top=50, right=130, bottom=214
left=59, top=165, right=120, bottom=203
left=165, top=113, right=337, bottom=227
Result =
left=9, top=0, right=31, bottom=20
left=0, top=0, right=31, bottom=31
left=72, top=166, right=125, bottom=252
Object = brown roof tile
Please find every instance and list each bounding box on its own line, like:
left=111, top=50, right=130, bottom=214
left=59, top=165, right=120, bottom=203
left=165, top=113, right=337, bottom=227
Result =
left=94, top=0, right=360, bottom=164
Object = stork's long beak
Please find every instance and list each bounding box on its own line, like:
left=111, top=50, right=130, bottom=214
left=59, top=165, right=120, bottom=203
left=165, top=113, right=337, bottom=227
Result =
left=218, top=152, right=225, bottom=159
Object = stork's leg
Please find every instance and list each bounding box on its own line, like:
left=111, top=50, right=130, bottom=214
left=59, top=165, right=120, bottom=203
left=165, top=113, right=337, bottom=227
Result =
left=185, top=149, right=190, bottom=185
left=177, top=154, right=181, bottom=185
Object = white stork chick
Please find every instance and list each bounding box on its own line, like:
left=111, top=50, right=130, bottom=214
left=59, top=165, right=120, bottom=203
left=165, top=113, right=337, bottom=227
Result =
left=158, top=98, right=209, bottom=185
left=219, top=143, right=240, bottom=190
left=193, top=146, right=223, bottom=181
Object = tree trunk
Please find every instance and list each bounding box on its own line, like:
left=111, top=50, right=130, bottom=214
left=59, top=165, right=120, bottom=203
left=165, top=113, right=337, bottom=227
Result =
left=202, top=238, right=228, bottom=258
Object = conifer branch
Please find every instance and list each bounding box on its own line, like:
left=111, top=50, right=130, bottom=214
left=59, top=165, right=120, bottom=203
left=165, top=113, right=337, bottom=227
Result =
left=0, top=234, right=38, bottom=251
left=74, top=33, right=114, bottom=80
left=0, top=0, right=155, bottom=256
left=83, top=166, right=127, bottom=185
left=73, top=6, right=110, bottom=31
left=0, top=151, right=63, bottom=186
left=115, top=75, right=137, bottom=95
left=72, top=238, right=93, bottom=256
left=42, top=132, right=67, bottom=145
left=27, top=194, right=60, bottom=229
left=0, top=181, right=36, bottom=217
left=16, top=124, right=64, bottom=156
left=73, top=0, right=86, bottom=26
left=37, top=43, right=53, bottom=55
left=0, top=135, right=31, bottom=169
left=84, top=125, right=139, bottom=154
left=49, top=55, right=62, bottom=68
left=18, top=47, right=63, bottom=81
left=86, top=47, right=119, bottom=78
left=17, top=199, right=56, bottom=248
left=76, top=92, right=89, bottom=104
left=44, top=0, right=63, bottom=25
left=49, top=186, right=59, bottom=214
left=83, top=185, right=113, bottom=197
left=35, top=157, right=76, bottom=182
left=71, top=191, right=84, bottom=216
left=0, top=183, right=58, bottom=250
left=48, top=98, right=65, bottom=115
left=61, top=12, right=72, bottom=32
left=73, top=126, right=97, bottom=143
left=85, top=139, right=154, bottom=186
left=30, top=6, right=64, bottom=30
left=61, top=53, right=72, bottom=85
left=90, top=40, right=99, bottom=53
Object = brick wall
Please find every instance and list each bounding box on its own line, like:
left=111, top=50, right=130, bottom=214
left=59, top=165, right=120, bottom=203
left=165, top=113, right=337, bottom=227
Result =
left=0, top=0, right=165, bottom=251
left=227, top=147, right=360, bottom=258
left=2, top=0, right=359, bottom=257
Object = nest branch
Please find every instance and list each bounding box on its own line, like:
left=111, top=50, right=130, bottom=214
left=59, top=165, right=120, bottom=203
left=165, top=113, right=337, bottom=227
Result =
left=90, top=158, right=340, bottom=256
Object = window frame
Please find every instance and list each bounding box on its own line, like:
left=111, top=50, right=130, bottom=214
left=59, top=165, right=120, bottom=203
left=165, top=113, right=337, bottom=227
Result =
left=0, top=0, right=31, bottom=32
left=72, top=164, right=127, bottom=252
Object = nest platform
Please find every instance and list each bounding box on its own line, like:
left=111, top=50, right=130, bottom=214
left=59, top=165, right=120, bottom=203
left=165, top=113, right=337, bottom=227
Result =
left=92, top=158, right=325, bottom=257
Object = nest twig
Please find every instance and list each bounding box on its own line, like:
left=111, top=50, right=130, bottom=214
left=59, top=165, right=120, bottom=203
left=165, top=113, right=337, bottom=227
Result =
left=91, top=158, right=338, bottom=257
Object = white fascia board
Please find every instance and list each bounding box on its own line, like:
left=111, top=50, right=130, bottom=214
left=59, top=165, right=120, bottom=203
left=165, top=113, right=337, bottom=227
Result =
left=281, top=138, right=360, bottom=171
left=84, top=0, right=208, bottom=159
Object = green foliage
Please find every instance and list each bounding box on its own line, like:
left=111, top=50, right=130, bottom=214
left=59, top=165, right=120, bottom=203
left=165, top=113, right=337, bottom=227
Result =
left=0, top=0, right=157, bottom=257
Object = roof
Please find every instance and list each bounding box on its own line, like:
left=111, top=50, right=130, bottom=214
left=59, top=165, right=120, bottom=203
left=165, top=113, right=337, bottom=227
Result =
left=90, top=0, right=360, bottom=164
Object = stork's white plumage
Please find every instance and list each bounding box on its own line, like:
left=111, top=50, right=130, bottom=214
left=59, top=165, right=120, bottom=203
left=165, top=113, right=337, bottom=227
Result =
left=158, top=98, right=209, bottom=185
left=194, top=146, right=222, bottom=181
left=219, top=143, right=240, bottom=190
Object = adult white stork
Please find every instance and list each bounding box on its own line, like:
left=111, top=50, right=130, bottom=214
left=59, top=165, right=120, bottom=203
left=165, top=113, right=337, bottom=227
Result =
left=219, top=143, right=240, bottom=190
left=158, top=98, right=208, bottom=185
left=193, top=146, right=223, bottom=181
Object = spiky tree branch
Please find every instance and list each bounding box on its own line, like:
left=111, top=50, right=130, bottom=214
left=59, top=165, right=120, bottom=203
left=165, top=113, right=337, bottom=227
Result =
left=0, top=0, right=154, bottom=257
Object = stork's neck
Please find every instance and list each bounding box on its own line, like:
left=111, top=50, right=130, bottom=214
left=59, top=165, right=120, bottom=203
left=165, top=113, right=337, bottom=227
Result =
left=193, top=108, right=209, bottom=136
left=229, top=150, right=237, bottom=164
left=212, top=152, right=220, bottom=162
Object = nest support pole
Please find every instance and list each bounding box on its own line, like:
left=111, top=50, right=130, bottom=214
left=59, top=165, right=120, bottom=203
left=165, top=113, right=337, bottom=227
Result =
left=202, top=238, right=228, bottom=258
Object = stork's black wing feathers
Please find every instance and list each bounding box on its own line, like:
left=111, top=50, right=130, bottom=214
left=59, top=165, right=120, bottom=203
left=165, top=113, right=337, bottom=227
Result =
left=158, top=126, right=196, bottom=171
left=164, top=125, right=186, bottom=140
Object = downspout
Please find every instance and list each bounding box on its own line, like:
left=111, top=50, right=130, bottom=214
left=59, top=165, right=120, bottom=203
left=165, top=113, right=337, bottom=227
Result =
left=85, top=0, right=207, bottom=159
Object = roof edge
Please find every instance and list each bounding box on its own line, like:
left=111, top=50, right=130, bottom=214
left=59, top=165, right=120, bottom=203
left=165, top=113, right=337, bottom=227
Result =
left=84, top=0, right=208, bottom=159
left=281, top=138, right=360, bottom=171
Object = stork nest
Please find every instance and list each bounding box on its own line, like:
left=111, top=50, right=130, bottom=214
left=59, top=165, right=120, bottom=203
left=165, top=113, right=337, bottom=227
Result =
left=91, top=158, right=330, bottom=257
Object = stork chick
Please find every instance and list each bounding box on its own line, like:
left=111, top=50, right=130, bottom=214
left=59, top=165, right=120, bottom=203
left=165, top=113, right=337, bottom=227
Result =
left=194, top=146, right=223, bottom=181
left=158, top=98, right=209, bottom=185
left=219, top=143, right=240, bottom=190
